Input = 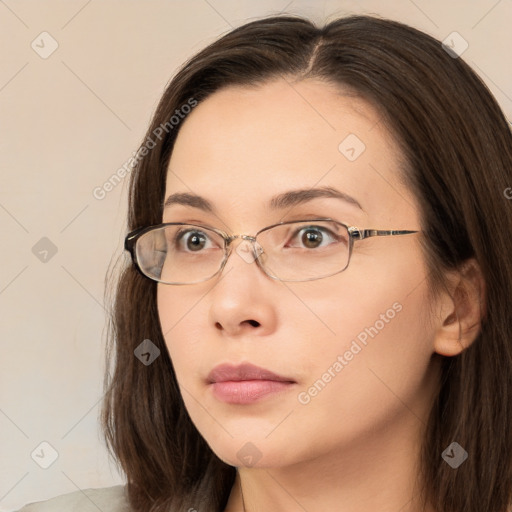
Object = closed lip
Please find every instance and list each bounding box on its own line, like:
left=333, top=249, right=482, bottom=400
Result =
left=207, top=363, right=295, bottom=383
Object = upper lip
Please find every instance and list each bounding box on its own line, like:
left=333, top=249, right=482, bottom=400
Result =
left=207, top=363, right=295, bottom=383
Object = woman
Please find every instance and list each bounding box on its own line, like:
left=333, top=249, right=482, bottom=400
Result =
left=18, top=13, right=512, bottom=512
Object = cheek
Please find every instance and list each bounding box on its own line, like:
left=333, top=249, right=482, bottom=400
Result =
left=157, top=285, right=210, bottom=383
left=292, top=248, right=436, bottom=433
left=288, top=244, right=431, bottom=355
left=292, top=283, right=435, bottom=453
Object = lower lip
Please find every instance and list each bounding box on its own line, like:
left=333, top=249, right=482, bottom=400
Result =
left=210, top=380, right=295, bottom=404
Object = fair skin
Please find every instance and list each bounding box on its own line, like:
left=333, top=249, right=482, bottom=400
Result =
left=157, top=78, right=484, bottom=512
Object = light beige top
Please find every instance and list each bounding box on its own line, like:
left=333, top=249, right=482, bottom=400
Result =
left=16, top=486, right=131, bottom=512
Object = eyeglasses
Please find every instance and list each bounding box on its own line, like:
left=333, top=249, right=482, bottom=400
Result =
left=124, top=219, right=419, bottom=285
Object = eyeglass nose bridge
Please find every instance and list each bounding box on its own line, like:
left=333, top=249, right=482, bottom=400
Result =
left=225, top=234, right=264, bottom=265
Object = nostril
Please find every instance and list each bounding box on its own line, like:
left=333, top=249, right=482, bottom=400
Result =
left=214, top=319, right=261, bottom=331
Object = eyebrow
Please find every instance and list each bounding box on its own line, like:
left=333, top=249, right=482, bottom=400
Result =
left=162, top=186, right=364, bottom=213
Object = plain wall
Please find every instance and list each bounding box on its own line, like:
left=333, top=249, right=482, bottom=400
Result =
left=1, top=0, right=511, bottom=510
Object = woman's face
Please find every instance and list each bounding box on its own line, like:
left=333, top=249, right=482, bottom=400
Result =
left=157, top=78, right=440, bottom=469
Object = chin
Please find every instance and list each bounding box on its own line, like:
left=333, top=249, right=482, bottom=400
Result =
left=202, top=432, right=296, bottom=469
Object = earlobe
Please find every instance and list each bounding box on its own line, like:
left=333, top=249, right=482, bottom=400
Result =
left=433, top=258, right=486, bottom=357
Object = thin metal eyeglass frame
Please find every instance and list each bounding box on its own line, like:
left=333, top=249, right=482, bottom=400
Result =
left=124, top=219, right=419, bottom=284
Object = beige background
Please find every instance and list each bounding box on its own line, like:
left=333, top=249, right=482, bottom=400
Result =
left=1, top=0, right=511, bottom=510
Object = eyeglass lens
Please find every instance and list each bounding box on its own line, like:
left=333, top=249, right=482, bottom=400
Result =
left=135, top=221, right=350, bottom=284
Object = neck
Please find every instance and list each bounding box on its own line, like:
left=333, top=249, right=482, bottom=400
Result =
left=224, top=413, right=436, bottom=512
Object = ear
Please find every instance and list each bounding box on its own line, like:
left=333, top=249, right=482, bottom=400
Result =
left=433, top=258, right=486, bottom=357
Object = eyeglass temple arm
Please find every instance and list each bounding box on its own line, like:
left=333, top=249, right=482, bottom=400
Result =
left=349, top=228, right=419, bottom=240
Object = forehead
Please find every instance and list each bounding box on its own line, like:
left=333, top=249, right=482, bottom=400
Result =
left=164, top=78, right=419, bottom=228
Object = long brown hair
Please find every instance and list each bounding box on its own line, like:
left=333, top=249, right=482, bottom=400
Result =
left=102, top=14, right=512, bottom=512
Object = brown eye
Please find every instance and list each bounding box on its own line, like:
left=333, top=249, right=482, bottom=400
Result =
left=286, top=224, right=346, bottom=250
left=302, top=229, right=323, bottom=248
left=176, top=230, right=209, bottom=252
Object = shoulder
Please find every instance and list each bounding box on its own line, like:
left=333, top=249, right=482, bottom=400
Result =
left=16, top=485, right=131, bottom=512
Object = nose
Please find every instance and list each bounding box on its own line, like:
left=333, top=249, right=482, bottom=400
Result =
left=208, top=237, right=278, bottom=337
